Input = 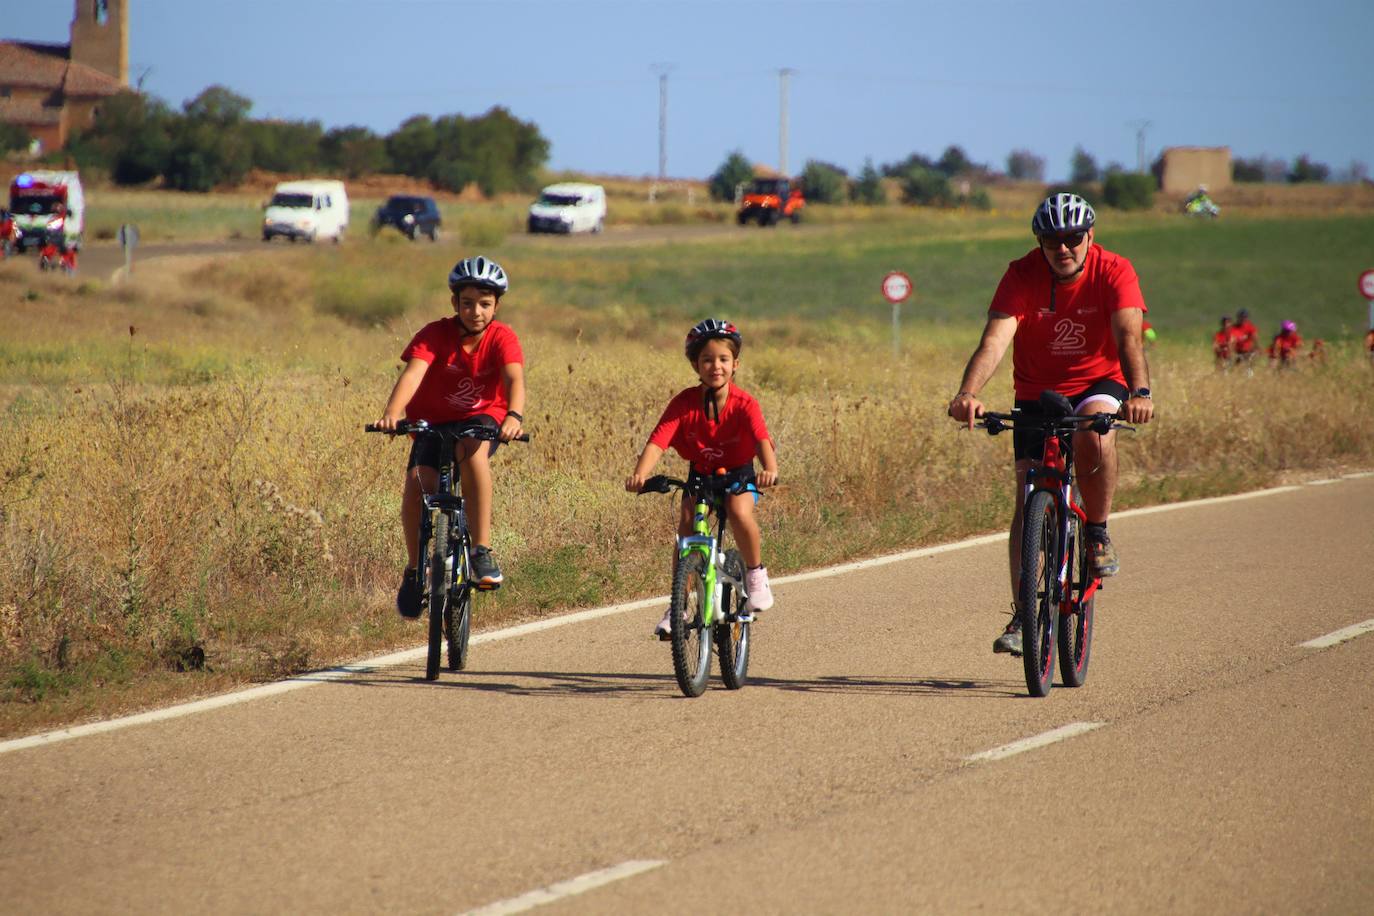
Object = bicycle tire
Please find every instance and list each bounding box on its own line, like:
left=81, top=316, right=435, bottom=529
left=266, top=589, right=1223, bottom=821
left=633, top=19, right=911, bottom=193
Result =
left=426, top=511, right=451, bottom=681
left=1017, top=489, right=1059, bottom=697
left=1057, top=509, right=1094, bottom=687
left=670, top=551, right=712, bottom=697
left=714, top=549, right=750, bottom=690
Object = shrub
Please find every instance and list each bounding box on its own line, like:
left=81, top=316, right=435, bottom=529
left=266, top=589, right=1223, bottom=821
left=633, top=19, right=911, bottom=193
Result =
left=1102, top=172, right=1155, bottom=210
left=1006, top=149, right=1046, bottom=181
left=850, top=159, right=886, bottom=205
left=800, top=160, right=846, bottom=204
left=900, top=166, right=955, bottom=207
left=709, top=151, right=754, bottom=202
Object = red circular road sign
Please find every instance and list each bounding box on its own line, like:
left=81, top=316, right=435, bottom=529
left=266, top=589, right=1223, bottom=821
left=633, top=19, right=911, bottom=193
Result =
left=1359, top=269, right=1374, bottom=301
left=882, top=270, right=912, bottom=304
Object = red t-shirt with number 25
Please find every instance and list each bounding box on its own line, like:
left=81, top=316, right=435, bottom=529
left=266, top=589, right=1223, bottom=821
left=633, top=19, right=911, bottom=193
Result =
left=990, top=244, right=1147, bottom=400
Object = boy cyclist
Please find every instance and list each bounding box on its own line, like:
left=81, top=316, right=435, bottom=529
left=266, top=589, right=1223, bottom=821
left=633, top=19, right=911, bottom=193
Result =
left=375, top=256, right=526, bottom=618
left=625, top=319, right=779, bottom=638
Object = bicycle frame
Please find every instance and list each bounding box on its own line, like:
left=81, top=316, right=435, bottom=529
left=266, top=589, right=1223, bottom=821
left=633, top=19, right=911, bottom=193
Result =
left=675, top=488, right=750, bottom=628
left=1024, top=429, right=1101, bottom=615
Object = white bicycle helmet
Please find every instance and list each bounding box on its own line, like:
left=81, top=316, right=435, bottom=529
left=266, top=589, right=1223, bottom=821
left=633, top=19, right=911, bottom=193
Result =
left=448, top=255, right=509, bottom=295
left=1031, top=193, right=1096, bottom=236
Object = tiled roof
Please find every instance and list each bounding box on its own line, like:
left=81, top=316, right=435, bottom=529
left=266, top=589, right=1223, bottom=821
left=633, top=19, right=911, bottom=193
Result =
left=0, top=96, right=61, bottom=127
left=0, top=40, right=124, bottom=97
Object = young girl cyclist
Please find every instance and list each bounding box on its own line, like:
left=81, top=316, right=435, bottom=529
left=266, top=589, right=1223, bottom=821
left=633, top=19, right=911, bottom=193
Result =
left=625, top=319, right=779, bottom=638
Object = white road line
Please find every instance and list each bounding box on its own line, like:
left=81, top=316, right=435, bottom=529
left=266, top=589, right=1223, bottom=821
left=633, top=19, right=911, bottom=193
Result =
left=1306, top=479, right=1339, bottom=486
left=1299, top=619, right=1374, bottom=650
left=459, top=860, right=667, bottom=915
left=964, top=722, right=1105, bottom=763
left=1, top=476, right=1364, bottom=755
left=1342, top=471, right=1374, bottom=479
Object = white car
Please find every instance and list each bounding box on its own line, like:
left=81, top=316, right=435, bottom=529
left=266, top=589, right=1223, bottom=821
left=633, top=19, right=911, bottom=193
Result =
left=527, top=183, right=606, bottom=234
left=263, top=180, right=349, bottom=243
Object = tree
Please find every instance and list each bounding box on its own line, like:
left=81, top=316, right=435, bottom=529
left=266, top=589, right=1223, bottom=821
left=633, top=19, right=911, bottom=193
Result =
left=0, top=120, right=31, bottom=154
left=708, top=150, right=753, bottom=202
left=800, top=159, right=846, bottom=204
left=385, top=116, right=438, bottom=178
left=900, top=165, right=955, bottom=207
left=1006, top=149, right=1045, bottom=181
left=321, top=126, right=389, bottom=178
left=1070, top=146, right=1099, bottom=184
left=182, top=85, right=252, bottom=126
left=1102, top=172, right=1155, bottom=210
left=66, top=90, right=172, bottom=184
left=850, top=158, right=885, bottom=205
left=243, top=119, right=324, bottom=173
left=881, top=151, right=935, bottom=178
left=1287, top=154, right=1330, bottom=184
left=936, top=145, right=973, bottom=177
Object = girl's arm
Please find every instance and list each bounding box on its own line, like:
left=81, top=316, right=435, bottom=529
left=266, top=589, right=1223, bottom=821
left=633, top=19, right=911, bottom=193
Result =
left=625, top=443, right=666, bottom=492
left=500, top=362, right=526, bottom=441
left=377, top=358, right=430, bottom=430
left=755, top=439, right=778, bottom=488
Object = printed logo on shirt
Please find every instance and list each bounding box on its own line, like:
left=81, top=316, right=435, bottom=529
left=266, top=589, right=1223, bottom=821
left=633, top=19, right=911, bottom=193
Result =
left=1051, top=318, right=1088, bottom=355
left=442, top=375, right=485, bottom=411
left=700, top=446, right=726, bottom=462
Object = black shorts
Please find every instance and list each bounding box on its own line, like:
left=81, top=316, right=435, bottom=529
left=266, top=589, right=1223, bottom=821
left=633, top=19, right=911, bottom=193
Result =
left=685, top=464, right=758, bottom=499
left=407, top=415, right=501, bottom=469
left=1012, top=379, right=1129, bottom=462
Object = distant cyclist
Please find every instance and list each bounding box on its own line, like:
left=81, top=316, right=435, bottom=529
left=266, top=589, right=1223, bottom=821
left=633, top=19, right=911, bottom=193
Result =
left=1268, top=320, right=1303, bottom=368
left=1213, top=316, right=1234, bottom=370
left=1232, top=308, right=1259, bottom=373
left=948, top=193, right=1153, bottom=656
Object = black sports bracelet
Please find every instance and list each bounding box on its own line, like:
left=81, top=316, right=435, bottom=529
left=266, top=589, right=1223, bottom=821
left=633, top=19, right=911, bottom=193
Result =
left=506, top=410, right=524, bottom=422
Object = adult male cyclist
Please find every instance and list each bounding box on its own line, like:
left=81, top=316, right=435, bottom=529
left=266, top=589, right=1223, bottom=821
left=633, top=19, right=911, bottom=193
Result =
left=948, top=193, right=1154, bottom=656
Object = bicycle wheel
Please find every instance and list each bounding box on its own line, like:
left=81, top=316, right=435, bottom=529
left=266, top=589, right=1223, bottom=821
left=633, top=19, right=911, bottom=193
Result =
left=426, top=512, right=452, bottom=681
left=670, top=551, right=712, bottom=697
left=445, top=538, right=473, bottom=671
left=1058, top=509, right=1094, bottom=688
left=714, top=549, right=750, bottom=690
left=1017, top=489, right=1059, bottom=697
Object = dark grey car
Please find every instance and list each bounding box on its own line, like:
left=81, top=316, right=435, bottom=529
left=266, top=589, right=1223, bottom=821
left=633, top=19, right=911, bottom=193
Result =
left=372, top=195, right=442, bottom=241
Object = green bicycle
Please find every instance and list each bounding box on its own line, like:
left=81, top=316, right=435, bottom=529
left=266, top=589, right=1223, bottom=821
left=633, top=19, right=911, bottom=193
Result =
left=638, top=473, right=754, bottom=697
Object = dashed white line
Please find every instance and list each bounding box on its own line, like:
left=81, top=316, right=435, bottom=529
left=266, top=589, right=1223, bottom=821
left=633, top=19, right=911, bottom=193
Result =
left=1299, top=619, right=1374, bottom=650
left=964, top=722, right=1105, bottom=763
left=460, top=860, right=667, bottom=915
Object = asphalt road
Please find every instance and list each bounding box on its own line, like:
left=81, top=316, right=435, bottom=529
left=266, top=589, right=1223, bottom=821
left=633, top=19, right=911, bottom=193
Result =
left=2, top=476, right=1371, bottom=914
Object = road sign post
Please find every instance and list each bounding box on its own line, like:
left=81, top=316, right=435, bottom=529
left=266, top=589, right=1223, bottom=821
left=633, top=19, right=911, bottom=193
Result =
left=1360, top=268, right=1374, bottom=329
left=118, top=223, right=139, bottom=277
left=881, top=270, right=913, bottom=357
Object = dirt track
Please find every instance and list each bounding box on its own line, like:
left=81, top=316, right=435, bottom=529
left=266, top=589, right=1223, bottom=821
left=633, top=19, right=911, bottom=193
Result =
left=2, top=476, right=1371, bottom=913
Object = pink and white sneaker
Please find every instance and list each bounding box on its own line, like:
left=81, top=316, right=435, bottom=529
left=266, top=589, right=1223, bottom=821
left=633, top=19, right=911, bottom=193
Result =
left=745, top=566, right=774, bottom=612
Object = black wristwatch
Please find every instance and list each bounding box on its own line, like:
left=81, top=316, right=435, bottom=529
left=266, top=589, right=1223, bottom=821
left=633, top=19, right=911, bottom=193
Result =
left=1131, top=388, right=1151, bottom=399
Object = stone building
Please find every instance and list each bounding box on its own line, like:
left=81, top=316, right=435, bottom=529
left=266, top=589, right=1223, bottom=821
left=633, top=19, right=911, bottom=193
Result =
left=0, top=0, right=129, bottom=152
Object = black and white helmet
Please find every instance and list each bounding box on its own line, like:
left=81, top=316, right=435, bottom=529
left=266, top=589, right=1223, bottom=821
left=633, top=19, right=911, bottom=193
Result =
left=1031, top=193, right=1096, bottom=236
left=448, top=255, right=509, bottom=295
left=684, top=318, right=741, bottom=359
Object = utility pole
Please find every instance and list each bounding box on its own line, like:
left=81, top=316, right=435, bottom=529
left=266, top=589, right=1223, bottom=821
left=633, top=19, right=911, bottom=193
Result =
left=1127, top=119, right=1152, bottom=174
left=778, top=67, right=794, bottom=177
left=652, top=63, right=674, bottom=180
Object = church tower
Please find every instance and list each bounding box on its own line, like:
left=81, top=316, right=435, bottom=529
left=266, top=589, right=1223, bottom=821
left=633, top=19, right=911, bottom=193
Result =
left=69, top=0, right=129, bottom=86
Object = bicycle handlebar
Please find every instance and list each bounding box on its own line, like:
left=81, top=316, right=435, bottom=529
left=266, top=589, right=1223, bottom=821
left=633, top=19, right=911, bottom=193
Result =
left=976, top=410, right=1135, bottom=437
left=636, top=474, right=754, bottom=497
left=364, top=419, right=530, bottom=442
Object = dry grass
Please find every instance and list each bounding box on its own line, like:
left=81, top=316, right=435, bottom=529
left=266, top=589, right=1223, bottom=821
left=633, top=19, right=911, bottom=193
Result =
left=2, top=205, right=1372, bottom=736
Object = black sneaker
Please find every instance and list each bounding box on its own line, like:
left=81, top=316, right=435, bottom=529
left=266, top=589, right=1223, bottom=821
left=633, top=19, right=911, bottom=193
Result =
left=993, top=614, right=1023, bottom=656
left=1088, top=533, right=1120, bottom=578
left=396, top=570, right=422, bottom=619
left=470, top=546, right=503, bottom=589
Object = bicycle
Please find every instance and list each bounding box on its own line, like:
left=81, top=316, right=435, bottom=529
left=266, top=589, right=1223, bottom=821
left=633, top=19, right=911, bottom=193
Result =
left=637, top=472, right=755, bottom=697
left=366, top=419, right=527, bottom=680
left=977, top=390, right=1133, bottom=697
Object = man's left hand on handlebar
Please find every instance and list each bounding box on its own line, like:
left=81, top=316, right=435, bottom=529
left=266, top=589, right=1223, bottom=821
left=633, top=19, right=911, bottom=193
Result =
left=1121, top=394, right=1153, bottom=425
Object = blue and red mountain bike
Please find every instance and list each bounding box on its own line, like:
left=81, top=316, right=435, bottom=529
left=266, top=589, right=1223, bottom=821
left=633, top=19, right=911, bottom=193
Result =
left=978, top=390, right=1133, bottom=697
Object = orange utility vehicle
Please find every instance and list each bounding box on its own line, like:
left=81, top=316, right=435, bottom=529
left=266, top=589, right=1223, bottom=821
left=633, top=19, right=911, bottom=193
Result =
left=736, top=177, right=804, bottom=226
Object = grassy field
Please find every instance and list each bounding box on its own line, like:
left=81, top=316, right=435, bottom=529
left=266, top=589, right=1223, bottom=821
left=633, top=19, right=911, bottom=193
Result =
left=2, top=203, right=1372, bottom=736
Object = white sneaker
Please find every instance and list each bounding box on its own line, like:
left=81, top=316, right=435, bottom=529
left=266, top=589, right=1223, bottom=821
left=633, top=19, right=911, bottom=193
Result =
left=745, top=566, right=773, bottom=612
left=652, top=607, right=673, bottom=640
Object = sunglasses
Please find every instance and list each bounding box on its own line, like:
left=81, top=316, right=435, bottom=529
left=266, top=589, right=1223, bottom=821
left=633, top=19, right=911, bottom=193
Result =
left=1040, top=231, right=1087, bottom=249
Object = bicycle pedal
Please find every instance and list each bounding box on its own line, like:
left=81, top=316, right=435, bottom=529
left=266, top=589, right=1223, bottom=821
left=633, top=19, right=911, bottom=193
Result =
left=735, top=613, right=755, bottom=624
left=475, top=581, right=501, bottom=592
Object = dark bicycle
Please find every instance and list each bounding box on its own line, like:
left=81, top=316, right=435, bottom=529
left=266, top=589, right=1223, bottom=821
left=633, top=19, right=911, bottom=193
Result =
left=366, top=419, right=527, bottom=680
left=977, top=390, right=1133, bottom=697
left=637, top=473, right=754, bottom=697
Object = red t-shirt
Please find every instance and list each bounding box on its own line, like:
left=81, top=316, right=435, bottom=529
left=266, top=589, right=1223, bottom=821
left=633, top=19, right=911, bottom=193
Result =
left=1213, top=330, right=1232, bottom=353
left=648, top=385, right=772, bottom=473
left=1232, top=320, right=1258, bottom=353
left=990, top=245, right=1147, bottom=399
left=400, top=318, right=523, bottom=423
left=1268, top=331, right=1302, bottom=358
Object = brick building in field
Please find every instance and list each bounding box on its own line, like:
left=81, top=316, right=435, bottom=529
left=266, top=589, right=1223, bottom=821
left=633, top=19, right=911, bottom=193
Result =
left=0, top=0, right=130, bottom=152
left=1159, top=146, right=1232, bottom=195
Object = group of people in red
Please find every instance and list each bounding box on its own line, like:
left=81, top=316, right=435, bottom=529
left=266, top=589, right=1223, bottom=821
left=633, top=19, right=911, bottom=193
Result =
left=1212, top=310, right=1319, bottom=371
left=0, top=208, right=77, bottom=273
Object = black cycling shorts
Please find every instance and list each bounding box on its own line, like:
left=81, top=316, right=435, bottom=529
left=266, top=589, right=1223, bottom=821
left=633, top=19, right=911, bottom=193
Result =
left=407, top=414, right=501, bottom=469
left=1012, top=379, right=1129, bottom=461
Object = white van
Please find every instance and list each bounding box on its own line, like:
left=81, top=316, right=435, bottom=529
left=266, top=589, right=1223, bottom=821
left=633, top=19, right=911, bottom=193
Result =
left=527, top=182, right=606, bottom=234
left=262, top=180, right=349, bottom=243
left=8, top=170, right=84, bottom=251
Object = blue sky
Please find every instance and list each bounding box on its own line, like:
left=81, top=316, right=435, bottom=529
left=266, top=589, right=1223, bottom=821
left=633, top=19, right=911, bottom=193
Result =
left=5, top=0, right=1370, bottom=182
